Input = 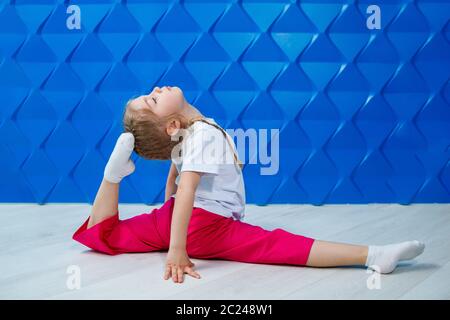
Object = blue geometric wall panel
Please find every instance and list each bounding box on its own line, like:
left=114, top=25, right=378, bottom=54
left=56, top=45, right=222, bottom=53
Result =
left=0, top=0, right=449, bottom=205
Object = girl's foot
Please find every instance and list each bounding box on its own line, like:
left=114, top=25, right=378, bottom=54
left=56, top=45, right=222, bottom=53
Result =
left=104, top=133, right=136, bottom=183
left=365, top=240, right=425, bottom=274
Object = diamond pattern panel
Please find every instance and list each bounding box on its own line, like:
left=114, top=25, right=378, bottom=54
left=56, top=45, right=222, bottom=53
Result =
left=0, top=0, right=449, bottom=204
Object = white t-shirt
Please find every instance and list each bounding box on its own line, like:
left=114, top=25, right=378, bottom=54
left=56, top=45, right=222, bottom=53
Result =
left=171, top=118, right=246, bottom=220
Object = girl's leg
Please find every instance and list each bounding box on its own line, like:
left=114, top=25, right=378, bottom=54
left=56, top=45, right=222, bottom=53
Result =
left=186, top=213, right=316, bottom=266
left=186, top=210, right=425, bottom=274
left=87, top=132, right=135, bottom=229
left=73, top=193, right=176, bottom=255
left=305, top=240, right=368, bottom=267
left=306, top=239, right=426, bottom=273
left=73, top=132, right=172, bottom=255
left=87, top=179, right=119, bottom=229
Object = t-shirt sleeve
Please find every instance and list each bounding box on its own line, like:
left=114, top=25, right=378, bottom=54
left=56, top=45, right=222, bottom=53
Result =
left=180, top=126, right=226, bottom=175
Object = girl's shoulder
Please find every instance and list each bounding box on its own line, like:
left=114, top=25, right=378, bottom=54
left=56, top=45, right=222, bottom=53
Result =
left=184, top=118, right=228, bottom=152
left=191, top=117, right=218, bottom=128
left=188, top=118, right=223, bottom=137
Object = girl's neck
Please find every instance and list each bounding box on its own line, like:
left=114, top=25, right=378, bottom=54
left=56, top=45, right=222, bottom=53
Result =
left=181, top=101, right=204, bottom=122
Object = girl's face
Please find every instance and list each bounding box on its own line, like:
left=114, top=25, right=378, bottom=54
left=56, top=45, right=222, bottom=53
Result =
left=129, top=86, right=185, bottom=118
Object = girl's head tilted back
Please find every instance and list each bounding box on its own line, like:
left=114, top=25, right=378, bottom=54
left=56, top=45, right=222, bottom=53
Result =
left=122, top=86, right=196, bottom=160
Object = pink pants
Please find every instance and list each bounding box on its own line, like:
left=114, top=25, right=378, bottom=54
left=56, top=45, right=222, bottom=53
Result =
left=72, top=197, right=315, bottom=266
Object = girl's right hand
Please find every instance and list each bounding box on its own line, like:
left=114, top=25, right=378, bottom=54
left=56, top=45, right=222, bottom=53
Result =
left=164, top=247, right=201, bottom=283
left=104, top=132, right=136, bottom=184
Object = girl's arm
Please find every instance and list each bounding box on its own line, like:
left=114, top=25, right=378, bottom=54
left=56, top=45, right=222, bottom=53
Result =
left=165, top=162, right=179, bottom=202
left=168, top=171, right=201, bottom=249
left=164, top=170, right=202, bottom=283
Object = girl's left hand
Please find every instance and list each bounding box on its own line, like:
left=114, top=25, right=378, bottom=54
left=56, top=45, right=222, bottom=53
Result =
left=164, top=247, right=201, bottom=283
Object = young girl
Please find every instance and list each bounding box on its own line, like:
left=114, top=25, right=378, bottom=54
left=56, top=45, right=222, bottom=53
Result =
left=73, top=85, right=425, bottom=284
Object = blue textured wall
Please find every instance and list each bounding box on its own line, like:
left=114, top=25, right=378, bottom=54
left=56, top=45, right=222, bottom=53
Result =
left=0, top=0, right=449, bottom=205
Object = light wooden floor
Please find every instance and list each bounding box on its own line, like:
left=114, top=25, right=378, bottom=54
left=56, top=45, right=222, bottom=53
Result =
left=0, top=202, right=448, bottom=300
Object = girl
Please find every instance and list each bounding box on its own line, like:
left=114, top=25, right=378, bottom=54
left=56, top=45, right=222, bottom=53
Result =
left=73, top=85, right=425, bottom=284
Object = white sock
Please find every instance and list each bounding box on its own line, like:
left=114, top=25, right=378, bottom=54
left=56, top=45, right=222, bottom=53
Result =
left=365, top=240, right=425, bottom=274
left=104, top=133, right=136, bottom=184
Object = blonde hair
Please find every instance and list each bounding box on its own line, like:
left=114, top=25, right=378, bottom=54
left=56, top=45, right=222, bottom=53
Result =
left=122, top=100, right=243, bottom=169
left=122, top=99, right=187, bottom=160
